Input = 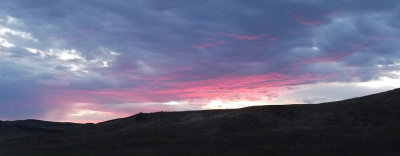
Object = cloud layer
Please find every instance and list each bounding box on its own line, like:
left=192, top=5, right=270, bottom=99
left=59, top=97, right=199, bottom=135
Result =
left=1, top=0, right=400, bottom=122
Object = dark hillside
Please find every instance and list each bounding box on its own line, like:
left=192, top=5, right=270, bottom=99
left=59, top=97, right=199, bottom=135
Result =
left=1, top=88, right=400, bottom=156
left=0, top=119, right=85, bottom=140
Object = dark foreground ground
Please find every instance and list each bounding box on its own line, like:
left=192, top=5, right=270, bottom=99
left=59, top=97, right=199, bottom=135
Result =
left=1, top=88, right=400, bottom=156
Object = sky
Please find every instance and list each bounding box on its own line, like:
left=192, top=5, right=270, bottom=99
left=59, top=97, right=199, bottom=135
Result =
left=1, top=0, right=400, bottom=123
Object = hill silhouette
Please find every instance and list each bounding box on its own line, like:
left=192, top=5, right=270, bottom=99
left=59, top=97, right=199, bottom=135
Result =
left=1, top=88, right=400, bottom=155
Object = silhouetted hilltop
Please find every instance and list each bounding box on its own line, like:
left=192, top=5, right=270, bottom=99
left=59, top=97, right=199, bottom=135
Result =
left=1, top=88, right=400, bottom=156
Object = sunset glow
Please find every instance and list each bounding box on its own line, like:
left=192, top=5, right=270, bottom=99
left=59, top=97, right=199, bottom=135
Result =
left=1, top=0, right=400, bottom=123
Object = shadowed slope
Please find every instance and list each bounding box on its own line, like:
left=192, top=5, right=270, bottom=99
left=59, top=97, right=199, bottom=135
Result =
left=0, top=119, right=85, bottom=139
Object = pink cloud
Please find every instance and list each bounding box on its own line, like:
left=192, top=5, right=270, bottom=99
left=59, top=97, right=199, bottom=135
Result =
left=59, top=73, right=323, bottom=103
left=192, top=41, right=225, bottom=49
left=269, top=38, right=278, bottom=41
left=291, top=13, right=323, bottom=27
left=41, top=72, right=327, bottom=106
left=227, top=33, right=268, bottom=40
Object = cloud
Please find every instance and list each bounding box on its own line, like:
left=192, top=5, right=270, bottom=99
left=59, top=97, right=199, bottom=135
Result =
left=291, top=13, right=324, bottom=27
left=0, top=63, right=47, bottom=119
left=227, top=33, right=268, bottom=40
left=192, top=41, right=225, bottom=50
left=1, top=0, right=400, bottom=122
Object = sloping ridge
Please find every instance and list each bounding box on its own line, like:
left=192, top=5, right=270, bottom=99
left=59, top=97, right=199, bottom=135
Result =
left=332, top=88, right=400, bottom=105
left=1, top=88, right=400, bottom=156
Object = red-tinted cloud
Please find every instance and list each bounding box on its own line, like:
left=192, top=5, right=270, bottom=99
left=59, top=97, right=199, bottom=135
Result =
left=192, top=41, right=225, bottom=49
left=227, top=33, right=268, bottom=40
left=44, top=72, right=327, bottom=106
left=291, top=13, right=323, bottom=27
